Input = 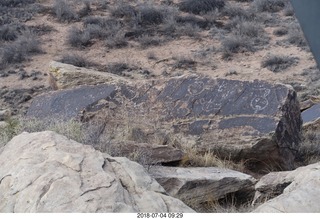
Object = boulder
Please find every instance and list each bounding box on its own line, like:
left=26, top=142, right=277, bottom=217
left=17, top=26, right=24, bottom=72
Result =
left=27, top=73, right=302, bottom=172
left=49, top=61, right=127, bottom=89
left=0, top=131, right=194, bottom=213
left=253, top=162, right=320, bottom=213
left=148, top=166, right=256, bottom=208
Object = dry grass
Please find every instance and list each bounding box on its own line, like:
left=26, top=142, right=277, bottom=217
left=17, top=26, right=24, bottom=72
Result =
left=185, top=191, right=255, bottom=213
left=180, top=147, right=246, bottom=172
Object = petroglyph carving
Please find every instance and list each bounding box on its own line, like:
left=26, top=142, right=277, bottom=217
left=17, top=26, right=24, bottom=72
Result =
left=250, top=88, right=271, bottom=113
left=188, top=81, right=205, bottom=95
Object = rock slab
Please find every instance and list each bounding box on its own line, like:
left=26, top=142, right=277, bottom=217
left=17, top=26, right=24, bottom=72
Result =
left=253, top=162, right=320, bottom=213
left=0, top=131, right=194, bottom=213
left=149, top=166, right=256, bottom=205
left=27, top=71, right=302, bottom=172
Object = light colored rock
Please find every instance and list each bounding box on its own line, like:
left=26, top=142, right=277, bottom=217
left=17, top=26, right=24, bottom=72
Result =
left=0, top=121, right=8, bottom=129
left=253, top=162, right=320, bottom=212
left=49, top=61, right=128, bottom=89
left=0, top=131, right=194, bottom=213
left=148, top=166, right=256, bottom=205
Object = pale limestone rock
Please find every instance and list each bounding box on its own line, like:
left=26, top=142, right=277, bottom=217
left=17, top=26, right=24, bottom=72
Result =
left=0, top=131, right=194, bottom=213
left=253, top=162, right=320, bottom=213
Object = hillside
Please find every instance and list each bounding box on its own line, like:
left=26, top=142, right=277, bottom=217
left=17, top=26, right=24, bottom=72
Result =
left=1, top=0, right=320, bottom=213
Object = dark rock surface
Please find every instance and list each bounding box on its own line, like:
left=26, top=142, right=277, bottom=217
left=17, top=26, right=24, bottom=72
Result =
left=302, top=103, right=320, bottom=124
left=27, top=75, right=302, bottom=172
left=27, top=84, right=116, bottom=119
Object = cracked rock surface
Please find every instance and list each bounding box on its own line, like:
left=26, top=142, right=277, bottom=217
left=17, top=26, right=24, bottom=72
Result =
left=27, top=66, right=302, bottom=172
left=0, top=131, right=194, bottom=213
left=253, top=162, right=320, bottom=213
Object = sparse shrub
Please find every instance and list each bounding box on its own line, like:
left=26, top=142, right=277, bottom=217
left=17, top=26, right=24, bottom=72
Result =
left=84, top=17, right=122, bottom=39
left=172, top=56, right=196, bottom=69
left=297, top=129, right=320, bottom=166
left=66, top=27, right=91, bottom=48
left=0, top=24, right=19, bottom=41
left=286, top=23, right=307, bottom=48
left=147, top=51, right=157, bottom=60
left=261, top=55, right=298, bottom=72
left=273, top=27, right=288, bottom=36
left=222, top=5, right=255, bottom=20
left=78, top=1, right=91, bottom=18
left=179, top=0, right=225, bottom=15
left=29, top=24, right=54, bottom=36
left=176, top=15, right=211, bottom=29
left=176, top=23, right=201, bottom=38
left=138, top=34, right=163, bottom=48
left=53, top=0, right=78, bottom=22
left=58, top=53, right=96, bottom=68
left=106, top=62, right=133, bottom=75
left=136, top=4, right=165, bottom=26
left=253, top=0, right=286, bottom=12
left=111, top=3, right=136, bottom=19
left=105, top=31, right=128, bottom=49
left=1, top=32, right=41, bottom=66
left=236, top=21, right=264, bottom=38
left=221, top=35, right=254, bottom=59
left=0, top=0, right=35, bottom=7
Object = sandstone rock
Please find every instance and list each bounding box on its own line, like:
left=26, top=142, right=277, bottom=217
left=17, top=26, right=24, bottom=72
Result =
left=27, top=74, right=302, bottom=172
left=253, top=162, right=320, bottom=212
left=148, top=166, right=256, bottom=207
left=49, top=61, right=127, bottom=89
left=0, top=131, right=194, bottom=213
left=111, top=141, right=185, bottom=165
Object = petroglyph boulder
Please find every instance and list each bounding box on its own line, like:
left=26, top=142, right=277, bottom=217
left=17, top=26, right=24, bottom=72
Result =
left=27, top=74, right=302, bottom=172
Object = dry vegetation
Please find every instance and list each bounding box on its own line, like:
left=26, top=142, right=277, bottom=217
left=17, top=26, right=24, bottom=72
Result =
left=1, top=0, right=320, bottom=213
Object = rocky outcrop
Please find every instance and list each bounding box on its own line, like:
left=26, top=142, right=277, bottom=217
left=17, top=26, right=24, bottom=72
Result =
left=49, top=61, right=127, bottom=89
left=253, top=162, right=320, bottom=213
left=27, top=67, right=302, bottom=172
left=0, top=131, right=194, bottom=213
left=148, top=166, right=256, bottom=207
